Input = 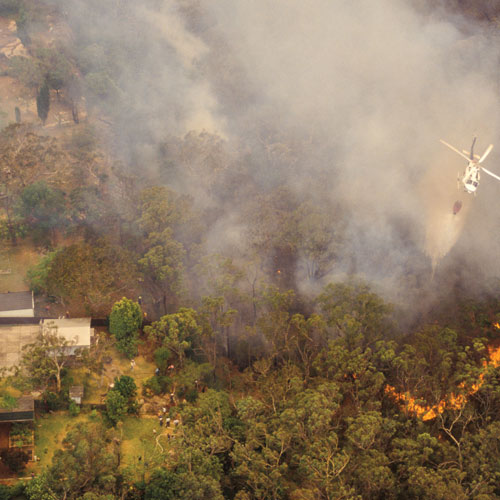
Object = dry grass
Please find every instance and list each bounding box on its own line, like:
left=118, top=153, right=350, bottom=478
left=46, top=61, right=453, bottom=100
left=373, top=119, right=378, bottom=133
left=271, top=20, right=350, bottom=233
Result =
left=66, top=337, right=157, bottom=405
left=0, top=244, right=40, bottom=292
left=113, top=353, right=157, bottom=388
left=95, top=335, right=156, bottom=396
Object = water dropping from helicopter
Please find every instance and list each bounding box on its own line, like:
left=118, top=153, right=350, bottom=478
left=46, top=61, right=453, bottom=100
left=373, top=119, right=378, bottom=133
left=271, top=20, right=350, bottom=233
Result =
left=424, top=137, right=500, bottom=277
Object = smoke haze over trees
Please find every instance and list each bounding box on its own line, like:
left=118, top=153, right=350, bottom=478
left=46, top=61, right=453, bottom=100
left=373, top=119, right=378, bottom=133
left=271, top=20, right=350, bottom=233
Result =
left=32, top=0, right=500, bottom=323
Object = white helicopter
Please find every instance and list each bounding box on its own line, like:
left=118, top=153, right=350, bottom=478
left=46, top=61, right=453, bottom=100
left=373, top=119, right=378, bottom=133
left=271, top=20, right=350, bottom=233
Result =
left=440, top=137, right=500, bottom=194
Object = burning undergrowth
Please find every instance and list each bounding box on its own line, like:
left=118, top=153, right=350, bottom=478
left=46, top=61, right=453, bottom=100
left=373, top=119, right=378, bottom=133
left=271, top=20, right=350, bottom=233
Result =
left=386, top=341, right=500, bottom=420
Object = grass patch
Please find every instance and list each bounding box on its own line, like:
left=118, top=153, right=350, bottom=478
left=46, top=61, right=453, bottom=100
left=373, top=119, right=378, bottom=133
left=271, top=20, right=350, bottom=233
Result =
left=66, top=366, right=106, bottom=405
left=100, top=341, right=157, bottom=396
left=119, top=415, right=170, bottom=482
left=66, top=336, right=157, bottom=405
left=34, top=411, right=170, bottom=477
left=112, top=353, right=157, bottom=388
left=120, top=415, right=158, bottom=464
left=0, top=244, right=40, bottom=292
left=0, top=380, right=21, bottom=399
left=34, top=411, right=87, bottom=470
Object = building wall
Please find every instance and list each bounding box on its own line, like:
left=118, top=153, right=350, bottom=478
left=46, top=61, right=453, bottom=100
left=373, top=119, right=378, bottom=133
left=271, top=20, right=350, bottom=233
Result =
left=0, top=309, right=34, bottom=318
left=0, top=320, right=91, bottom=368
left=0, top=423, right=10, bottom=449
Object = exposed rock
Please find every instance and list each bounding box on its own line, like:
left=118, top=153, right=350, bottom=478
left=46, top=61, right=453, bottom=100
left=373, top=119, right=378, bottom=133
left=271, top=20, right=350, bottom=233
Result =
left=0, top=20, right=28, bottom=58
left=0, top=39, right=28, bottom=58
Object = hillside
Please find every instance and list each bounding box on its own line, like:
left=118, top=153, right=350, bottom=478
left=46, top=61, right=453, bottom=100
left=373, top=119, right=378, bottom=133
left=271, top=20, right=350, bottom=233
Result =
left=0, top=1, right=498, bottom=499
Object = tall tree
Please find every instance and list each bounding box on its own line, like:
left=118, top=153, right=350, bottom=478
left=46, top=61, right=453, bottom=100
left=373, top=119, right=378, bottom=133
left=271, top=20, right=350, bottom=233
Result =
left=20, top=323, right=77, bottom=392
left=105, top=389, right=127, bottom=427
left=196, top=255, right=247, bottom=363
left=105, top=374, right=140, bottom=423
left=318, top=280, right=394, bottom=349
left=34, top=241, right=138, bottom=315
left=48, top=421, right=120, bottom=499
left=138, top=231, right=185, bottom=315
left=36, top=80, right=50, bottom=125
left=35, top=47, right=72, bottom=97
left=295, top=201, right=344, bottom=280
left=109, top=298, right=142, bottom=358
left=8, top=56, right=44, bottom=91
left=137, top=186, right=197, bottom=315
left=144, top=308, right=200, bottom=368
left=24, top=472, right=58, bottom=500
left=199, top=296, right=237, bottom=367
left=15, top=181, right=67, bottom=246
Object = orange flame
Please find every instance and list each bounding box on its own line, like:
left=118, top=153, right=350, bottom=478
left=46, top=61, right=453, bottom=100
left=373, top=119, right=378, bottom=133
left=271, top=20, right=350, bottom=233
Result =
left=494, top=322, right=500, bottom=329
left=386, top=345, right=500, bottom=420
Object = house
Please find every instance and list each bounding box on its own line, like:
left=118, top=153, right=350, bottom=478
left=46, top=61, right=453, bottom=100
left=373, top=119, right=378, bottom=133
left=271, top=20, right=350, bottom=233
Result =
left=0, top=291, right=34, bottom=317
left=0, top=318, right=93, bottom=369
left=42, top=318, right=93, bottom=354
left=69, top=385, right=84, bottom=405
left=0, top=396, right=34, bottom=423
left=0, top=396, right=35, bottom=461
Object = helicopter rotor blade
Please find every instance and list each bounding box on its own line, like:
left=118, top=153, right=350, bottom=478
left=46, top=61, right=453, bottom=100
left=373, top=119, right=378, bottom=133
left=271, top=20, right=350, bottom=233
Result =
left=440, top=139, right=473, bottom=162
left=462, top=150, right=481, bottom=160
left=481, top=167, right=500, bottom=182
left=478, top=144, right=493, bottom=163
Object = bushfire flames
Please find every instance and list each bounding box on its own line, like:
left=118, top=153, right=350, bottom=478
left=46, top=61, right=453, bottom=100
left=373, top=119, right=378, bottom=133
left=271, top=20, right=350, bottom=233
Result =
left=386, top=342, right=500, bottom=421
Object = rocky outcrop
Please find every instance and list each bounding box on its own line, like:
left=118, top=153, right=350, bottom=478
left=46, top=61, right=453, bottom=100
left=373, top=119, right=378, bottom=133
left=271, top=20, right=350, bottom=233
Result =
left=0, top=20, right=27, bottom=59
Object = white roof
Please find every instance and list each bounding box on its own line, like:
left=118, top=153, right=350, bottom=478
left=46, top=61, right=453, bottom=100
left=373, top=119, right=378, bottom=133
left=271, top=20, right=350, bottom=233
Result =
left=42, top=318, right=91, bottom=347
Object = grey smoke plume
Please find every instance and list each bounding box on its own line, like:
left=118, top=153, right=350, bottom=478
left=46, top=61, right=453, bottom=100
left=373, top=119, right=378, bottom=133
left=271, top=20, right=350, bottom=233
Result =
left=57, top=0, right=500, bottom=311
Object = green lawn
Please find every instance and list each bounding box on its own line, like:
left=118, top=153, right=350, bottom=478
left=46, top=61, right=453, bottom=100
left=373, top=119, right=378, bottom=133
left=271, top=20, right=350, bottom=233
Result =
left=33, top=412, right=171, bottom=476
left=119, top=415, right=172, bottom=483
left=34, top=411, right=87, bottom=469
left=120, top=415, right=159, bottom=464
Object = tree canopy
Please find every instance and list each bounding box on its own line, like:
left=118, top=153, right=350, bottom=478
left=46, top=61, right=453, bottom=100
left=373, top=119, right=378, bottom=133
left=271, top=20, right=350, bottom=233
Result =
left=109, top=298, right=143, bottom=358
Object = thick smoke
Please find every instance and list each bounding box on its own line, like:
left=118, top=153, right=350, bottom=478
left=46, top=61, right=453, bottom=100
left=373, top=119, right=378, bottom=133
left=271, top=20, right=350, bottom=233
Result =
left=58, top=0, right=500, bottom=314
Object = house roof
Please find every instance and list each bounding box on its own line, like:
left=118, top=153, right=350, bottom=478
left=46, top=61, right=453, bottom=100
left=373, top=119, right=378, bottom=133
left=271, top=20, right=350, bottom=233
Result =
left=0, top=291, right=33, bottom=312
left=42, top=318, right=91, bottom=347
left=0, top=395, right=34, bottom=422
left=69, top=386, right=84, bottom=398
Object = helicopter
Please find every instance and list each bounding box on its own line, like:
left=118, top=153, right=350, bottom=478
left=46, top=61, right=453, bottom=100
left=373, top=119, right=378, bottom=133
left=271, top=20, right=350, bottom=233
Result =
left=440, top=137, right=500, bottom=194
